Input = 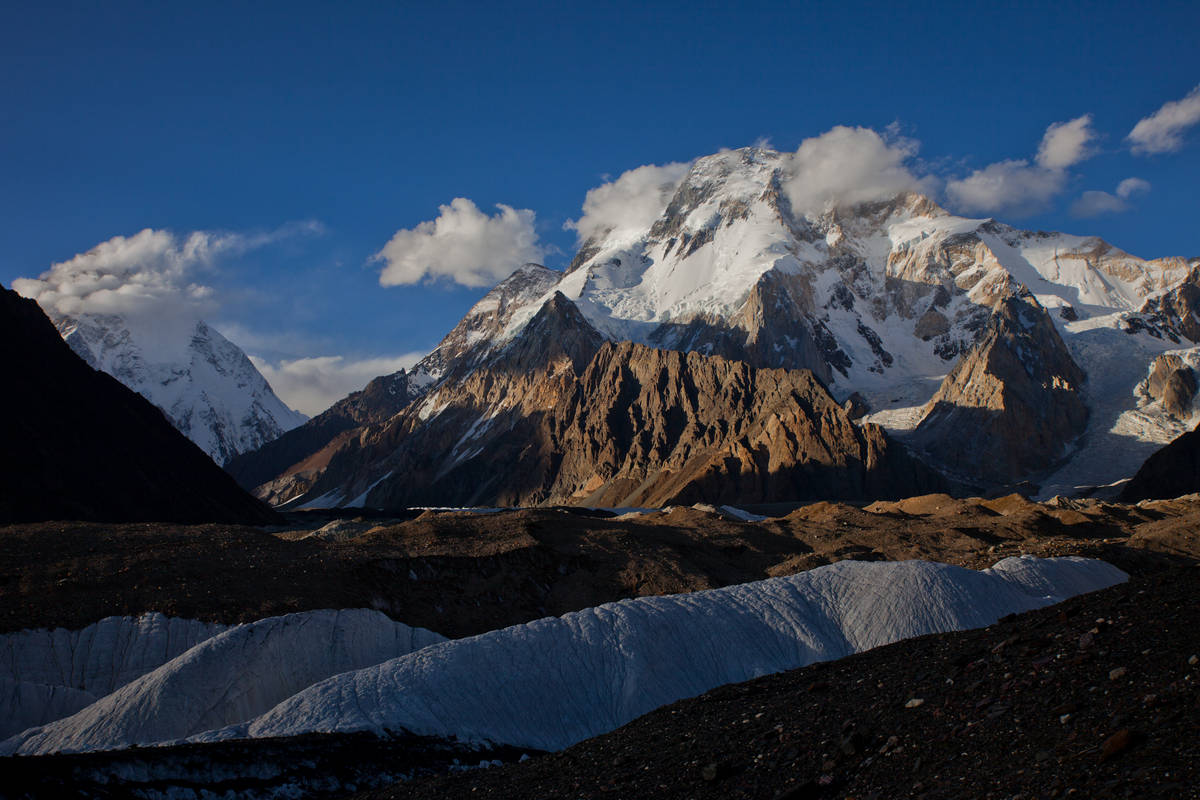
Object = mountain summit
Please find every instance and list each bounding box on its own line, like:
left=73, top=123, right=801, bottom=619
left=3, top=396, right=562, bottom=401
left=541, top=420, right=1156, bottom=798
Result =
left=52, top=313, right=306, bottom=465
left=236, top=146, right=1200, bottom=506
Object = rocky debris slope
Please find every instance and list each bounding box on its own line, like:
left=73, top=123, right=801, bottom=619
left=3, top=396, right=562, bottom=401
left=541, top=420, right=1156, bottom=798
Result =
left=369, top=566, right=1199, bottom=800
left=912, top=290, right=1088, bottom=485
left=0, top=285, right=278, bottom=524
left=4, top=494, right=1198, bottom=640
left=55, top=313, right=306, bottom=464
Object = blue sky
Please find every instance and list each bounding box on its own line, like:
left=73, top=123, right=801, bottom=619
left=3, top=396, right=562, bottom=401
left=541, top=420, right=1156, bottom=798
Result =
left=3, top=1, right=1199, bottom=413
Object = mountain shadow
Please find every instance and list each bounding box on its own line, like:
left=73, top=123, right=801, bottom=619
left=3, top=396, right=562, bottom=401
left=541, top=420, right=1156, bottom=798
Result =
left=0, top=285, right=277, bottom=524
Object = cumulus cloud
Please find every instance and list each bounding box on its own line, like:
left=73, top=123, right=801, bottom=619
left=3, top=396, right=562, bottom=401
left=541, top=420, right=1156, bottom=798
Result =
left=12, top=222, right=323, bottom=325
left=945, top=116, right=1099, bottom=217
left=13, top=229, right=229, bottom=322
left=375, top=199, right=544, bottom=288
left=1070, top=190, right=1128, bottom=218
left=565, top=161, right=692, bottom=243
left=1070, top=176, right=1152, bottom=218
left=946, top=160, right=1068, bottom=217
left=1035, top=114, right=1096, bottom=169
left=1128, top=85, right=1200, bottom=154
left=782, top=126, right=929, bottom=216
left=1116, top=176, right=1151, bottom=198
left=250, top=353, right=425, bottom=417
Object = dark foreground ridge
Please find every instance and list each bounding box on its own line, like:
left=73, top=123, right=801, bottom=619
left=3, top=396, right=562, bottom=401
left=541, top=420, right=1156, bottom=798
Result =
left=362, top=567, right=1199, bottom=800
left=0, top=285, right=277, bottom=525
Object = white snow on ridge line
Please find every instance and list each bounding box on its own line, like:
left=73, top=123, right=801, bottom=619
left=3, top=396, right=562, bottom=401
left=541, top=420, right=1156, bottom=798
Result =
left=200, top=557, right=1125, bottom=754
left=4, top=609, right=446, bottom=756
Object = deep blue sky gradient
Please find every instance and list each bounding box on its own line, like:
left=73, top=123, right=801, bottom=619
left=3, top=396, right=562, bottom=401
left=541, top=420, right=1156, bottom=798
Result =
left=3, top=0, right=1198, bottom=364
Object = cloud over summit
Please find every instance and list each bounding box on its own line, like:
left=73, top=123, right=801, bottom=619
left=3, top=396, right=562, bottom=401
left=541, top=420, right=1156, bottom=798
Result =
left=565, top=161, right=692, bottom=243
left=782, top=126, right=930, bottom=215
left=376, top=199, right=545, bottom=288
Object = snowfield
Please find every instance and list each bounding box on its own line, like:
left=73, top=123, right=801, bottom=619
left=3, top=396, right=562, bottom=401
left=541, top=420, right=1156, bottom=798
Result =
left=3, top=556, right=1125, bottom=757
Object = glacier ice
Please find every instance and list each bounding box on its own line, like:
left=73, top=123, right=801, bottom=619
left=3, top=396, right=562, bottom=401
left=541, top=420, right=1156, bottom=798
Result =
left=3, top=557, right=1125, bottom=757
left=0, top=613, right=227, bottom=738
left=4, top=609, right=444, bottom=754
left=228, top=557, right=1123, bottom=752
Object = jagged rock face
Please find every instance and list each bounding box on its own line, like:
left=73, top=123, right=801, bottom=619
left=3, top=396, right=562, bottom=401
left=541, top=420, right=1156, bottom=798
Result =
left=537, top=342, right=940, bottom=507
left=267, top=292, right=941, bottom=510
left=1142, top=354, right=1198, bottom=419
left=409, top=263, right=563, bottom=382
left=1135, top=265, right=1200, bottom=343
left=0, top=286, right=277, bottom=524
left=1120, top=423, right=1200, bottom=502
left=55, top=313, right=306, bottom=464
left=912, top=291, right=1088, bottom=486
left=225, top=370, right=412, bottom=494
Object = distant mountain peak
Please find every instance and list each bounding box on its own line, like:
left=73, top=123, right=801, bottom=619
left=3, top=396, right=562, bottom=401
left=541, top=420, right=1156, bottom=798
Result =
left=50, top=311, right=306, bottom=464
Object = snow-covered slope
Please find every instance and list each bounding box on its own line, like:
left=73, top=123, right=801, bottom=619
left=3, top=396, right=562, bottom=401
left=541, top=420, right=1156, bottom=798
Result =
left=55, top=313, right=307, bottom=464
left=4, top=609, right=444, bottom=755
left=0, top=613, right=227, bottom=739
left=198, top=557, right=1123, bottom=753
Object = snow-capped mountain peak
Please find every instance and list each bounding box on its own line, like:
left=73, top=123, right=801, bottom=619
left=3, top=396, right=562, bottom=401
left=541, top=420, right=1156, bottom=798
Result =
left=58, top=313, right=307, bottom=464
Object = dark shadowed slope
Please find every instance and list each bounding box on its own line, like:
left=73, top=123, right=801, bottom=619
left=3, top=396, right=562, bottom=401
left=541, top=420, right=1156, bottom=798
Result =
left=0, top=285, right=277, bottom=524
left=1120, top=422, right=1200, bottom=502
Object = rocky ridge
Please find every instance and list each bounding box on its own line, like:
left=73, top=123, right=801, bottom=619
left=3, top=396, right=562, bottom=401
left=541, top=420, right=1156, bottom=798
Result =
left=0, top=285, right=277, bottom=524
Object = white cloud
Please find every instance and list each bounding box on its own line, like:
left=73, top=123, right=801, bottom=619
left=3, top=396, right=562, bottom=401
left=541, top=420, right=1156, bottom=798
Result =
left=945, top=115, right=1099, bottom=217
left=565, top=161, right=692, bottom=243
left=1070, top=175, right=1152, bottom=218
left=1036, top=114, right=1096, bottom=169
left=782, top=126, right=929, bottom=216
left=1128, top=85, right=1200, bottom=155
left=1116, top=177, right=1151, bottom=198
left=1070, top=190, right=1128, bottom=218
left=946, top=159, right=1068, bottom=217
left=250, top=353, right=425, bottom=417
left=13, top=228, right=230, bottom=322
left=376, top=198, right=544, bottom=288
left=12, top=223, right=323, bottom=324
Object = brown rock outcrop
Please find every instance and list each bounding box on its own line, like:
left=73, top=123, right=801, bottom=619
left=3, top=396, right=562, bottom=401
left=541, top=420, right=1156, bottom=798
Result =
left=912, top=289, right=1088, bottom=486
left=1138, top=265, right=1200, bottom=343
left=1142, top=354, right=1197, bottom=419
left=278, top=294, right=941, bottom=509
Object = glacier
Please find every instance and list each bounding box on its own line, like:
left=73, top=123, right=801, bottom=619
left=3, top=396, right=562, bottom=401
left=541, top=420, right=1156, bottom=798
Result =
left=4, top=609, right=444, bottom=755
left=209, top=557, right=1122, bottom=753
left=0, top=613, right=227, bottom=739
left=2, top=558, right=1125, bottom=758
